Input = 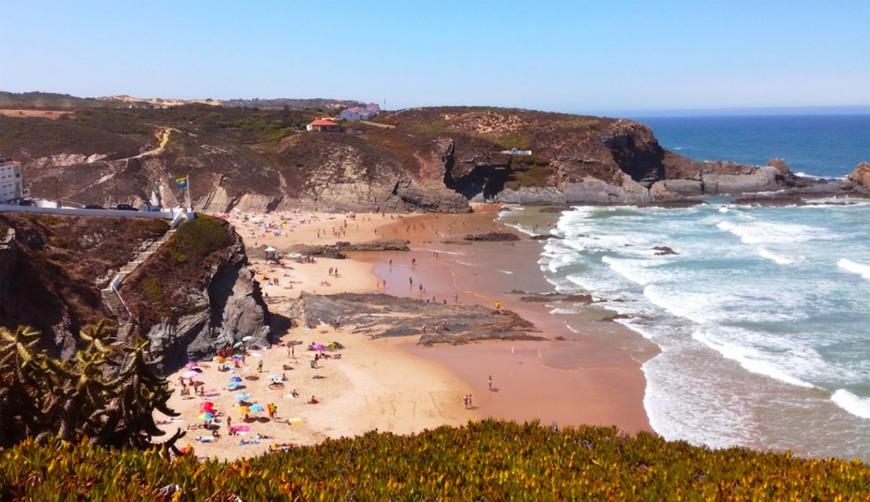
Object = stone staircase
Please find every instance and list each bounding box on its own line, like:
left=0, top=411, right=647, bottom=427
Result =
left=101, top=226, right=178, bottom=341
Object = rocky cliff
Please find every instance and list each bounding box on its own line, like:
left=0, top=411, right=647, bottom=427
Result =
left=0, top=213, right=271, bottom=373
left=120, top=216, right=271, bottom=372
left=1, top=103, right=840, bottom=212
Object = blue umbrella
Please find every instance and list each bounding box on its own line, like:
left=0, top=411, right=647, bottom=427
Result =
left=234, top=393, right=250, bottom=401
left=227, top=383, right=241, bottom=390
left=249, top=404, right=265, bottom=412
left=229, top=376, right=243, bottom=383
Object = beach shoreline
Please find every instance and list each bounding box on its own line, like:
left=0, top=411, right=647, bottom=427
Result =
left=156, top=204, right=653, bottom=461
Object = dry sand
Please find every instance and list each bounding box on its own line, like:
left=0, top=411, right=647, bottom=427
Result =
left=156, top=205, right=653, bottom=461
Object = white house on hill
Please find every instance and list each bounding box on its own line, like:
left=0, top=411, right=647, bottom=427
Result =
left=339, top=103, right=381, bottom=122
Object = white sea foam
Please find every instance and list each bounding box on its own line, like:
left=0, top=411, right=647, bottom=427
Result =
left=837, top=258, right=870, bottom=279
left=498, top=270, right=514, bottom=275
left=831, top=389, right=870, bottom=419
left=549, top=307, right=580, bottom=315
left=692, top=330, right=815, bottom=389
left=718, top=206, right=729, bottom=213
left=503, top=222, right=538, bottom=237
left=602, top=256, right=651, bottom=286
left=717, top=220, right=836, bottom=245
left=642, top=353, right=757, bottom=450
left=758, top=248, right=794, bottom=265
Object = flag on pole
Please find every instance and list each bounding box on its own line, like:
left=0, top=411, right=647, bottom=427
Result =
left=175, top=177, right=188, bottom=188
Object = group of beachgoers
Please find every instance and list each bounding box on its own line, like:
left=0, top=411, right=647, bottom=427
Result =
left=168, top=337, right=347, bottom=455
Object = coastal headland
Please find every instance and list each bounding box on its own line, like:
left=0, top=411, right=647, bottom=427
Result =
left=156, top=204, right=656, bottom=461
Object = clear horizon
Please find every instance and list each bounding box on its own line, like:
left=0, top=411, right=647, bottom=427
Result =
left=2, top=1, right=869, bottom=115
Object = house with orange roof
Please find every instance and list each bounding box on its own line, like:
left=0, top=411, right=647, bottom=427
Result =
left=306, top=118, right=344, bottom=132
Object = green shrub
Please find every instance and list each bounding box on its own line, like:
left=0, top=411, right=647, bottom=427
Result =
left=0, top=420, right=867, bottom=500
left=141, top=276, right=164, bottom=303
left=166, top=215, right=232, bottom=262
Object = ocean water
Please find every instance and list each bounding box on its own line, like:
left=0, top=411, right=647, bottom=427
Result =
left=505, top=115, right=870, bottom=462
left=636, top=114, right=870, bottom=178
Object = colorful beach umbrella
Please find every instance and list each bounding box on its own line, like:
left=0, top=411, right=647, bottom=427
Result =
left=229, top=376, right=243, bottom=382
left=238, top=406, right=250, bottom=413
left=182, top=370, right=199, bottom=379
left=185, top=362, right=198, bottom=369
left=234, top=393, right=250, bottom=401
left=249, top=404, right=265, bottom=412
left=227, top=383, right=241, bottom=390
left=198, top=412, right=214, bottom=419
left=214, top=355, right=225, bottom=363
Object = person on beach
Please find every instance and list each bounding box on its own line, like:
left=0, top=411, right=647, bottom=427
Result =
left=257, top=359, right=263, bottom=373
left=463, top=394, right=469, bottom=409
left=488, top=375, right=493, bottom=392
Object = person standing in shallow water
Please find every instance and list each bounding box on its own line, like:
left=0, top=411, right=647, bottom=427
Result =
left=488, top=375, right=492, bottom=392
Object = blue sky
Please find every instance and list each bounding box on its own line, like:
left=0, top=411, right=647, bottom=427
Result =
left=2, top=0, right=869, bottom=115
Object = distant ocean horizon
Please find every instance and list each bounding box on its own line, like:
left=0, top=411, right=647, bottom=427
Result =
left=502, top=113, right=870, bottom=462
left=633, top=113, right=870, bottom=178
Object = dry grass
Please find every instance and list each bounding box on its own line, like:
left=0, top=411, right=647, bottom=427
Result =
left=0, top=109, right=74, bottom=120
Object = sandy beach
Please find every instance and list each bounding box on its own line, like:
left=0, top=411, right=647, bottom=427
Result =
left=156, top=205, right=653, bottom=461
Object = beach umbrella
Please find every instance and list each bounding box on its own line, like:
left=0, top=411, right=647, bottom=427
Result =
left=229, top=376, right=243, bottom=383
left=238, top=406, right=250, bottom=413
left=200, top=400, right=214, bottom=408
left=227, top=383, right=241, bottom=390
left=214, top=355, right=225, bottom=363
left=249, top=404, right=265, bottom=412
left=198, top=412, right=214, bottom=420
left=182, top=370, right=199, bottom=379
left=185, top=361, right=198, bottom=369
left=234, top=393, right=250, bottom=401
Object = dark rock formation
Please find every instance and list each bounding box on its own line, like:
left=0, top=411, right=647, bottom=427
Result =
left=284, top=240, right=411, bottom=259
left=284, top=292, right=542, bottom=345
left=510, top=291, right=594, bottom=304
left=134, top=232, right=271, bottom=373
left=652, top=246, right=678, bottom=256
left=464, top=232, right=521, bottom=242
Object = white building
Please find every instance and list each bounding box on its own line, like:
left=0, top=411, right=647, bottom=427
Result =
left=0, top=158, right=24, bottom=204
left=338, top=103, right=381, bottom=122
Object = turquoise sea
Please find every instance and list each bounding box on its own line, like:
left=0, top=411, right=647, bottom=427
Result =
left=506, top=114, right=870, bottom=462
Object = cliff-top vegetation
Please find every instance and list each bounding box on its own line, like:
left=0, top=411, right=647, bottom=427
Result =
left=1, top=420, right=867, bottom=500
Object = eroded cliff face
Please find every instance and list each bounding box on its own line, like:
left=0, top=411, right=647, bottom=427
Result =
left=123, top=221, right=272, bottom=373
left=0, top=213, right=272, bottom=374
left=5, top=105, right=828, bottom=211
